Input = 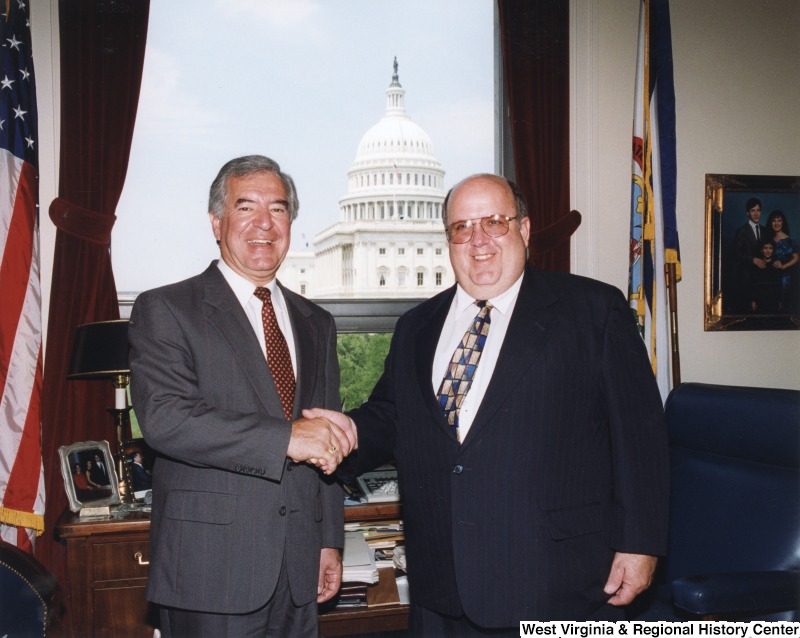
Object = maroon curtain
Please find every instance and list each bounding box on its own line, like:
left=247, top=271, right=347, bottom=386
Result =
left=498, top=0, right=576, bottom=272
left=37, top=0, right=150, bottom=611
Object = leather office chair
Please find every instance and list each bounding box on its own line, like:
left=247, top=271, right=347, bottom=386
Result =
left=630, top=382, right=800, bottom=621
left=0, top=538, right=62, bottom=636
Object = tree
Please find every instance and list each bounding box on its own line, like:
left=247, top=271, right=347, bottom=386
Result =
left=337, top=333, right=393, bottom=410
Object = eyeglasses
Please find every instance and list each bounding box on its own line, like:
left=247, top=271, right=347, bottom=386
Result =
left=445, top=214, right=520, bottom=244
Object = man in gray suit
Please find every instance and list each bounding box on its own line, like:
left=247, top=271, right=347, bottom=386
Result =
left=129, top=155, right=355, bottom=636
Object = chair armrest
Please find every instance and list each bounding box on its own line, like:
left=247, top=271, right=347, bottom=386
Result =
left=672, top=570, right=800, bottom=616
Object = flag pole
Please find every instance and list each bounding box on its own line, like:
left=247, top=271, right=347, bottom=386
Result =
left=666, top=261, right=681, bottom=386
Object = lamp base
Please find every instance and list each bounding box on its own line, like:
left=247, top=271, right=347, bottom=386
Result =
left=108, top=407, right=134, bottom=503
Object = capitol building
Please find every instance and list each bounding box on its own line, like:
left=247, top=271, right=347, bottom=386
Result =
left=278, top=60, right=454, bottom=298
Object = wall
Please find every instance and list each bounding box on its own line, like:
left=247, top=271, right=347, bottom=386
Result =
left=572, top=0, right=800, bottom=391
left=34, top=0, right=800, bottom=390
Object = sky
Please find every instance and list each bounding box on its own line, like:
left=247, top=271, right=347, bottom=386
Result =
left=113, top=0, right=495, bottom=293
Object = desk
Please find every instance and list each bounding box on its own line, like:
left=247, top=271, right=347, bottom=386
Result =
left=55, top=508, right=154, bottom=638
left=56, top=504, right=408, bottom=637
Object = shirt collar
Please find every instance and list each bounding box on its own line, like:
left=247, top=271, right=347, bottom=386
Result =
left=216, top=259, right=280, bottom=306
left=453, top=272, right=524, bottom=317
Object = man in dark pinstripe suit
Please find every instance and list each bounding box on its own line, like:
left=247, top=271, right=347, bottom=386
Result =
left=312, top=174, right=669, bottom=634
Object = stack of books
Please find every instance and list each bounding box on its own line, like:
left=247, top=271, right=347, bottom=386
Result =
left=336, top=582, right=369, bottom=608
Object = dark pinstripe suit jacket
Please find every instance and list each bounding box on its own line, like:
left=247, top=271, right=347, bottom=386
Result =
left=350, top=266, right=669, bottom=625
left=129, top=262, right=343, bottom=614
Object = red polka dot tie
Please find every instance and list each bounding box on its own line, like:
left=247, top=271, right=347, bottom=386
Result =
left=254, top=287, right=296, bottom=420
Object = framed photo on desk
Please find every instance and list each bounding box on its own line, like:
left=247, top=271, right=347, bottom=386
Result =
left=58, top=440, right=121, bottom=512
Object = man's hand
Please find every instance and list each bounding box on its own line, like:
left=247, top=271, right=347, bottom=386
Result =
left=302, top=408, right=358, bottom=453
left=754, top=257, right=767, bottom=269
left=603, top=552, right=658, bottom=606
left=317, top=547, right=343, bottom=603
left=287, top=416, right=354, bottom=474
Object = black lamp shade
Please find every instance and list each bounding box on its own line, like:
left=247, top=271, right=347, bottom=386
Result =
left=67, top=320, right=130, bottom=379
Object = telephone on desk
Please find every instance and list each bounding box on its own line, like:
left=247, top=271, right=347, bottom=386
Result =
left=355, top=467, right=400, bottom=503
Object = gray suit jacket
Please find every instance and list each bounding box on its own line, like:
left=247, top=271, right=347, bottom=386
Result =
left=129, top=262, right=343, bottom=614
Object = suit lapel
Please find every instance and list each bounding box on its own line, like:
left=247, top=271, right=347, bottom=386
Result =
left=201, top=264, right=283, bottom=416
left=460, top=268, right=561, bottom=448
left=414, top=287, right=460, bottom=440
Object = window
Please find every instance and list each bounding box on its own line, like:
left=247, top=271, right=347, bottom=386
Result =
left=112, top=1, right=493, bottom=296
left=300, top=284, right=306, bottom=294
left=416, top=248, right=424, bottom=255
left=435, top=248, right=443, bottom=255
left=379, top=247, right=386, bottom=255
left=326, top=299, right=425, bottom=408
left=436, top=272, right=443, bottom=286
left=379, top=274, right=386, bottom=286
left=417, top=272, right=424, bottom=286
left=398, top=248, right=405, bottom=255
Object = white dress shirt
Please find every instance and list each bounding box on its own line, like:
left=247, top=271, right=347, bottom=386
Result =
left=431, top=274, right=524, bottom=441
left=216, top=260, right=297, bottom=376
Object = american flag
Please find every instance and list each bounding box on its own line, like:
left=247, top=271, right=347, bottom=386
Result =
left=0, top=0, right=46, bottom=551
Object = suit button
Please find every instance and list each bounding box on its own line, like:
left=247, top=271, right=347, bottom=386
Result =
left=287, top=462, right=295, bottom=471
left=452, top=464, right=463, bottom=474
left=279, top=506, right=287, bottom=516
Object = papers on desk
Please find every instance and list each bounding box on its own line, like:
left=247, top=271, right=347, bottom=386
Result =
left=342, top=531, right=379, bottom=584
left=344, top=519, right=405, bottom=572
left=339, top=528, right=409, bottom=609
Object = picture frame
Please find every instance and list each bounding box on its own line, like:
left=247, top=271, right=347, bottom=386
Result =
left=705, top=174, right=800, bottom=331
left=123, top=438, right=155, bottom=500
left=58, top=440, right=121, bottom=513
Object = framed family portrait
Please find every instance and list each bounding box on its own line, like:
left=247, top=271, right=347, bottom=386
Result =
left=705, top=174, right=800, bottom=331
left=58, top=440, right=121, bottom=512
left=123, top=438, right=155, bottom=500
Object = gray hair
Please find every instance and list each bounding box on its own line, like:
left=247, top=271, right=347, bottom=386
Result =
left=208, top=155, right=300, bottom=222
left=441, top=174, right=529, bottom=227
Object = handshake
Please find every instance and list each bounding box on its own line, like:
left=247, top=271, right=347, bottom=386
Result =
left=287, top=408, right=358, bottom=475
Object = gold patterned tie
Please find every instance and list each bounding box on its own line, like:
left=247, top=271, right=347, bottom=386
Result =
left=254, top=287, right=296, bottom=420
left=436, top=301, right=492, bottom=442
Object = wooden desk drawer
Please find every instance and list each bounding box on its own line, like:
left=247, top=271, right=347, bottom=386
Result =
left=92, top=540, right=150, bottom=582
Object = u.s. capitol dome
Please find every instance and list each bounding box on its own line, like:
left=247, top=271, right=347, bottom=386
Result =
left=309, top=59, right=453, bottom=299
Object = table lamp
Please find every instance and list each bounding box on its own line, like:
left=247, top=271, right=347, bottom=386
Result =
left=67, top=319, right=134, bottom=503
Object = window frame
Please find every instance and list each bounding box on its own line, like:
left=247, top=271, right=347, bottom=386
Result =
left=119, top=295, right=424, bottom=334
